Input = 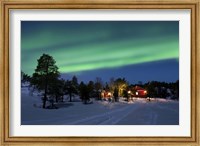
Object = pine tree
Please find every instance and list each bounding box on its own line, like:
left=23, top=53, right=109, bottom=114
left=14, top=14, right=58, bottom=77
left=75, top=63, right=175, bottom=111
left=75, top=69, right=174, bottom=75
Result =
left=94, top=77, right=103, bottom=100
left=48, top=78, right=65, bottom=103
left=79, top=81, right=90, bottom=104
left=31, top=54, right=59, bottom=108
left=79, top=81, right=85, bottom=101
left=113, top=87, right=119, bottom=102
left=87, top=81, right=95, bottom=98
left=21, top=71, right=31, bottom=84
left=72, top=76, right=79, bottom=88
left=64, top=80, right=78, bottom=102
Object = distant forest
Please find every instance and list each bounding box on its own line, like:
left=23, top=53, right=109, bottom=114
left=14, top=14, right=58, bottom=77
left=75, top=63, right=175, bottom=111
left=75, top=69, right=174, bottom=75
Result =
left=21, top=54, right=179, bottom=109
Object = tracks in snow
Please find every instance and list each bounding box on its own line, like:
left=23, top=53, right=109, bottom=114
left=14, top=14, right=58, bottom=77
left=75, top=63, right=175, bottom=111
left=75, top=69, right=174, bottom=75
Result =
left=67, top=104, right=139, bottom=125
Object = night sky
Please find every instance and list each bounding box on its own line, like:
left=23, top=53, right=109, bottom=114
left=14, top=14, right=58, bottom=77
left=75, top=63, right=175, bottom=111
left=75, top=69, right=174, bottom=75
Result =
left=21, top=21, right=179, bottom=84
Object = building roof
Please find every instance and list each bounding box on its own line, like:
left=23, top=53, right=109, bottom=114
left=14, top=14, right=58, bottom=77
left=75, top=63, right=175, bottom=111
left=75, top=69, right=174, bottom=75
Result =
left=134, top=86, right=145, bottom=91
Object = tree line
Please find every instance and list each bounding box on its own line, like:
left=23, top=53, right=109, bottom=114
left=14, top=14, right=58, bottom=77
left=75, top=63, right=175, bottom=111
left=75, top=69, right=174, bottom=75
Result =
left=21, top=54, right=179, bottom=109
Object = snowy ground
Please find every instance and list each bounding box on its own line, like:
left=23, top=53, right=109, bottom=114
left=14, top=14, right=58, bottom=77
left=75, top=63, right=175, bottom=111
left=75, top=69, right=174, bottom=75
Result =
left=21, top=87, right=179, bottom=125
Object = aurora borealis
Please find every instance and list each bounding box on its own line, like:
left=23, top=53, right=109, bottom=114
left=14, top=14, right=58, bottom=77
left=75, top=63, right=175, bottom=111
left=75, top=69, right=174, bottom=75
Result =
left=21, top=21, right=179, bottom=83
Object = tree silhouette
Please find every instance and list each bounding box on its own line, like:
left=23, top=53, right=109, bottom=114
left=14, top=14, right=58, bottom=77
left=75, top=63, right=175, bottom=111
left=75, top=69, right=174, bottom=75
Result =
left=113, top=87, right=119, bottom=102
left=87, top=81, right=95, bottom=98
left=64, top=80, right=78, bottom=102
left=72, top=76, right=79, bottom=90
left=21, top=71, right=31, bottom=84
left=49, top=78, right=65, bottom=103
left=31, top=54, right=59, bottom=108
left=94, top=77, right=103, bottom=100
left=79, top=81, right=90, bottom=104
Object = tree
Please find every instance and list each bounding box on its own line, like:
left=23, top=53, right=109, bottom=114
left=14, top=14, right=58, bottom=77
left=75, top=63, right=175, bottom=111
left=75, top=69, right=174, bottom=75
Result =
left=113, top=87, right=119, bottom=102
left=87, top=81, right=95, bottom=98
left=79, top=81, right=85, bottom=101
left=31, top=54, right=59, bottom=109
left=145, top=81, right=156, bottom=99
left=104, top=82, right=110, bottom=92
left=72, top=75, right=79, bottom=90
left=21, top=71, right=31, bottom=84
left=108, top=77, right=115, bottom=94
left=175, top=80, right=179, bottom=100
left=48, top=78, right=65, bottom=103
left=79, top=82, right=90, bottom=104
left=114, top=78, right=128, bottom=97
left=171, top=80, right=179, bottom=100
left=94, top=77, right=103, bottom=100
left=64, top=80, right=78, bottom=102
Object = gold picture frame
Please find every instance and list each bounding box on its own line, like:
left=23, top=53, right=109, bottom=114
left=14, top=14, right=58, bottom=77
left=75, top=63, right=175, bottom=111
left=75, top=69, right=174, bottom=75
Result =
left=0, top=0, right=199, bottom=145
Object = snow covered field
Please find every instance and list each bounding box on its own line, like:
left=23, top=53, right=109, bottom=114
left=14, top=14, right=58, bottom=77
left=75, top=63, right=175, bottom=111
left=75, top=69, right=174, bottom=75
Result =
left=21, top=87, right=179, bottom=125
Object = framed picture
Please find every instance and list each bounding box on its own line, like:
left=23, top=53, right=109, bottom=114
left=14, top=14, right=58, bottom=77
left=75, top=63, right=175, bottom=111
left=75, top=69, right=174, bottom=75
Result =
left=1, top=0, right=199, bottom=145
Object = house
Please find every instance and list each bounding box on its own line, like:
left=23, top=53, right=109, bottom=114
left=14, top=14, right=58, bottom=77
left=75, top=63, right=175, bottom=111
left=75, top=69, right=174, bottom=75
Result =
left=101, top=90, right=112, bottom=99
left=133, top=86, right=147, bottom=98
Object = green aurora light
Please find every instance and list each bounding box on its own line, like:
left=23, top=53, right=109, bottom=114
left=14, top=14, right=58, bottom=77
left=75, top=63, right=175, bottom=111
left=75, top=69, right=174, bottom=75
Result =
left=21, top=21, right=179, bottom=75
